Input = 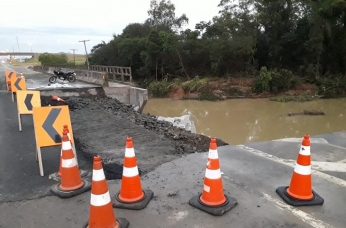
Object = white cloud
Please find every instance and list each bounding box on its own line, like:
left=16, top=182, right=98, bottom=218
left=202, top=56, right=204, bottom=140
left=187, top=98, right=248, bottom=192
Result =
left=0, top=0, right=222, bottom=54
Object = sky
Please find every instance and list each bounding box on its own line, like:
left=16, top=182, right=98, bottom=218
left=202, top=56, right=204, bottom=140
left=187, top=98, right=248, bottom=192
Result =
left=0, top=0, right=223, bottom=55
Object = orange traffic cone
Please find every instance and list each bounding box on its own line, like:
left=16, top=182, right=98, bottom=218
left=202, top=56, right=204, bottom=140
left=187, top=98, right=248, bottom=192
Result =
left=52, top=95, right=65, bottom=102
left=84, top=156, right=129, bottom=228
left=49, top=125, right=87, bottom=181
left=112, top=137, right=153, bottom=210
left=189, top=138, right=237, bottom=216
left=50, top=131, right=91, bottom=198
left=276, top=134, right=324, bottom=206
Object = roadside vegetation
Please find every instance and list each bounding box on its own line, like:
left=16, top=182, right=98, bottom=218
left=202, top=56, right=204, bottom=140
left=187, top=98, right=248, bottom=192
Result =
left=12, top=53, right=86, bottom=66
left=36, top=0, right=346, bottom=100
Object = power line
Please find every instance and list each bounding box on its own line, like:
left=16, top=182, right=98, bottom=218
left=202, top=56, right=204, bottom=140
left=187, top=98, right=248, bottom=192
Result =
left=70, top=48, right=78, bottom=65
left=79, top=40, right=90, bottom=69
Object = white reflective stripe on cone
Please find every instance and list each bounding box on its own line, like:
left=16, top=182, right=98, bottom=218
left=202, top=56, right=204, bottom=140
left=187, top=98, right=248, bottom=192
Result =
left=294, top=163, right=311, bottom=175
left=62, top=158, right=77, bottom=168
left=90, top=191, right=111, bottom=206
left=62, top=141, right=72, bottom=150
left=299, top=146, right=310, bottom=156
left=92, top=169, right=105, bottom=181
left=123, top=166, right=139, bottom=177
left=205, top=168, right=221, bottom=179
left=67, top=133, right=71, bottom=140
left=208, top=149, right=218, bottom=159
left=125, top=148, right=135, bottom=157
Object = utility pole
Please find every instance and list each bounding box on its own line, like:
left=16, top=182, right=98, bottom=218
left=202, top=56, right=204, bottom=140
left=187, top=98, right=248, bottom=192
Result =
left=16, top=37, right=21, bottom=62
left=79, top=40, right=90, bottom=69
left=70, top=48, right=78, bottom=65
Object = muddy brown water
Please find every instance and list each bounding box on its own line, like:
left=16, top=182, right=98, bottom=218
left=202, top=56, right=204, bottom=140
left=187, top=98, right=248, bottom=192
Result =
left=143, top=98, right=346, bottom=145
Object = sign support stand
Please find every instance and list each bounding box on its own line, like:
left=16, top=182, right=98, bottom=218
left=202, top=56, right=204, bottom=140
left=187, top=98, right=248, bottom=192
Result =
left=18, top=112, right=22, bottom=131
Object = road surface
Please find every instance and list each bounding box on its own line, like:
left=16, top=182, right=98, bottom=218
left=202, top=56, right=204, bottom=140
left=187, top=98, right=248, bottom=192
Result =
left=0, top=64, right=346, bottom=228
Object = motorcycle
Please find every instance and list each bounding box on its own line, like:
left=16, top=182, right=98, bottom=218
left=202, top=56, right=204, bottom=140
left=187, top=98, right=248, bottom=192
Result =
left=49, top=69, right=76, bottom=83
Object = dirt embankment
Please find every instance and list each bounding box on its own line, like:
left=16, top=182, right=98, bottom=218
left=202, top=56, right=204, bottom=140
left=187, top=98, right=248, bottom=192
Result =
left=167, top=78, right=318, bottom=100
left=42, top=95, right=228, bottom=179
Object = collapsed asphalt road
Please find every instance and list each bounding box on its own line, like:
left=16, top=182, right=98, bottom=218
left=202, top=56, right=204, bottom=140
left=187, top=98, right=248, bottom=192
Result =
left=42, top=95, right=228, bottom=180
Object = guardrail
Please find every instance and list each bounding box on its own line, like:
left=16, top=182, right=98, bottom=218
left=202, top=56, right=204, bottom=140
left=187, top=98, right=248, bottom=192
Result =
left=48, top=65, right=132, bottom=82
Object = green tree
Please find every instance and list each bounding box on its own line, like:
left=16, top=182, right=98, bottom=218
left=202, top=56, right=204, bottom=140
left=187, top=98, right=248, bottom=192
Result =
left=38, top=53, right=68, bottom=65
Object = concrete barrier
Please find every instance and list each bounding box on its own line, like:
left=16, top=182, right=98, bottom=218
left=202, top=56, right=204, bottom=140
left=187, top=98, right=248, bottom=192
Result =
left=103, top=86, right=148, bottom=112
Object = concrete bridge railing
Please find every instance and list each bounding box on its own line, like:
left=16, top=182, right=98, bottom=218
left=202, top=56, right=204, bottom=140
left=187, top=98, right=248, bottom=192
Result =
left=46, top=64, right=132, bottom=83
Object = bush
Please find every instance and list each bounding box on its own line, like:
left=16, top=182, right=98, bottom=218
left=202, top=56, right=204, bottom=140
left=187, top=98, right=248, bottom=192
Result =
left=252, top=67, right=299, bottom=93
left=148, top=81, right=170, bottom=97
left=252, top=67, right=272, bottom=93
left=270, top=69, right=299, bottom=93
left=199, top=86, right=220, bottom=101
left=316, top=75, right=346, bottom=98
left=181, top=77, right=209, bottom=92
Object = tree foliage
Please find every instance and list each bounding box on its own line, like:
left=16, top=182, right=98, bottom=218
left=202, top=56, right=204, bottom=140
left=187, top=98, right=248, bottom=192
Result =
left=88, top=0, right=346, bottom=90
left=38, top=53, right=68, bottom=65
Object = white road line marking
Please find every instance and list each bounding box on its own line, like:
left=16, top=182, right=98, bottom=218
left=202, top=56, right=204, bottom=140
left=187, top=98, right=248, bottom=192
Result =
left=262, top=193, right=334, bottom=228
left=273, top=137, right=346, bottom=151
left=274, top=138, right=329, bottom=144
left=1, top=63, right=13, bottom=70
left=238, top=145, right=346, bottom=188
left=282, top=159, right=346, bottom=172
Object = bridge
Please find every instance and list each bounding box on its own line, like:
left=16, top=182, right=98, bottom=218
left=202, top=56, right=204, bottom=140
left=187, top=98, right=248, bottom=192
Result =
left=0, top=52, right=35, bottom=57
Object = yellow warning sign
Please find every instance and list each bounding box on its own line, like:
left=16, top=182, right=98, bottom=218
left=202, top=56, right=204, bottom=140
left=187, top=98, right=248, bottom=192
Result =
left=17, top=91, right=41, bottom=114
left=11, top=76, right=26, bottom=92
left=5, top=71, right=16, bottom=83
left=33, top=106, right=74, bottom=148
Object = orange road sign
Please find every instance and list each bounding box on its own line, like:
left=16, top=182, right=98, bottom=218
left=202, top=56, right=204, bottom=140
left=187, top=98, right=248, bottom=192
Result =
left=33, top=105, right=74, bottom=148
left=5, top=71, right=16, bottom=83
left=17, top=90, right=41, bottom=114
left=11, top=76, right=26, bottom=92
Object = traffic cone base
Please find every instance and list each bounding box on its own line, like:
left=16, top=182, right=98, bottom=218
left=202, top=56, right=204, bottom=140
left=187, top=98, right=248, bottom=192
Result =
left=49, top=170, right=88, bottom=182
left=50, top=132, right=91, bottom=198
left=112, top=137, right=153, bottom=210
left=276, top=186, right=324, bottom=206
left=189, top=194, right=237, bottom=216
left=276, top=135, right=324, bottom=206
left=83, top=218, right=130, bottom=228
left=112, top=189, right=154, bottom=210
left=189, top=138, right=237, bottom=216
left=50, top=179, right=91, bottom=198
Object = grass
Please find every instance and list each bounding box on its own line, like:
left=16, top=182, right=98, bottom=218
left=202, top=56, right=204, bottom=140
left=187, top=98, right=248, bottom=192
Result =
left=10, top=53, right=86, bottom=66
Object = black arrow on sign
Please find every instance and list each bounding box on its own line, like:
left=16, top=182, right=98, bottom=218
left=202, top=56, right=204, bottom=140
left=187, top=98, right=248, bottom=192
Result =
left=24, top=94, right=33, bottom=111
left=42, top=108, right=62, bottom=143
left=14, top=78, right=21, bottom=90
left=8, top=72, right=13, bottom=79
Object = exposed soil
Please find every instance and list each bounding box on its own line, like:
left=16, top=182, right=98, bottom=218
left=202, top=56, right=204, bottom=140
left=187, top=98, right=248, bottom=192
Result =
left=41, top=95, right=228, bottom=179
left=166, top=78, right=318, bottom=100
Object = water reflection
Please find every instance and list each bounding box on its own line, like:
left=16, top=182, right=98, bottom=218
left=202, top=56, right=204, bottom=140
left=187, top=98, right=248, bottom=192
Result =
left=143, top=98, right=346, bottom=145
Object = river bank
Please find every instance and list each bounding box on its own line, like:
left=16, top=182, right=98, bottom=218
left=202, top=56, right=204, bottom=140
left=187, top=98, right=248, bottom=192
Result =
left=146, top=77, right=322, bottom=101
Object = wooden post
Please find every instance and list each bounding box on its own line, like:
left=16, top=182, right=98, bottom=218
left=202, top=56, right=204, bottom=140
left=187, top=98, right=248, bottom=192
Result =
left=18, top=112, right=22, bottom=132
